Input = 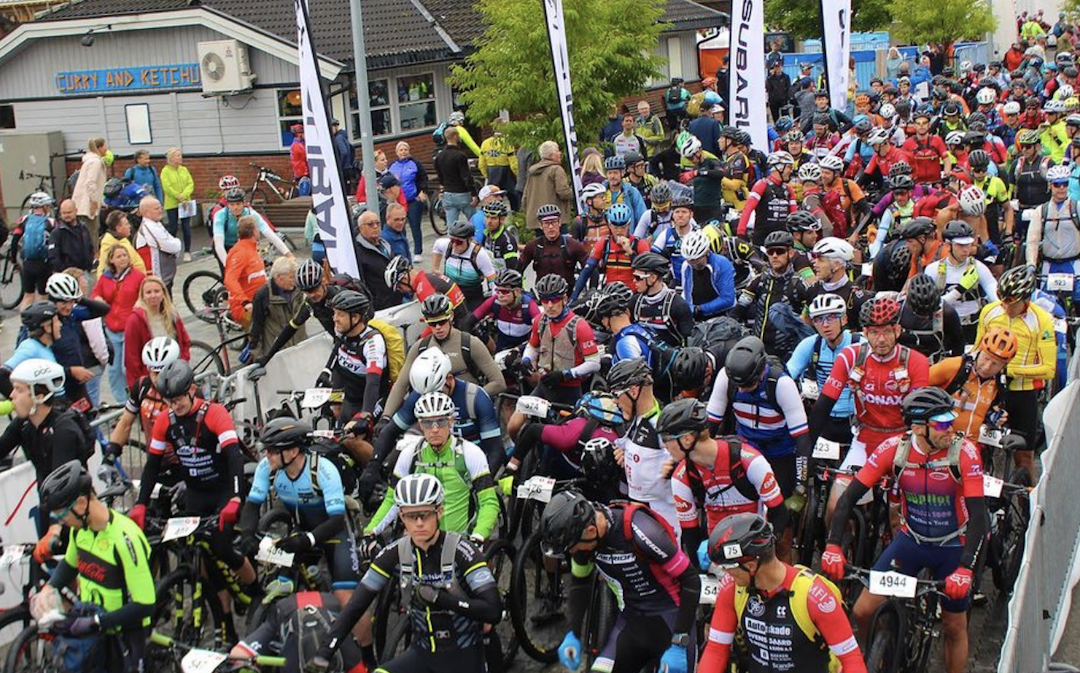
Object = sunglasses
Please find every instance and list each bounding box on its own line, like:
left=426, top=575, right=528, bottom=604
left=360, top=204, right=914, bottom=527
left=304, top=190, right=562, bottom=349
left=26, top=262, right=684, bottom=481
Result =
left=51, top=501, right=78, bottom=522
left=495, top=287, right=515, bottom=295
left=419, top=418, right=452, bottom=429
left=450, top=237, right=468, bottom=245
left=811, top=314, right=841, bottom=324
left=401, top=509, right=437, bottom=522
left=929, top=419, right=956, bottom=432
left=766, top=247, right=789, bottom=256
left=1052, top=181, right=1070, bottom=187
left=425, top=317, right=450, bottom=326
left=539, top=296, right=564, bottom=304
left=633, top=273, right=651, bottom=281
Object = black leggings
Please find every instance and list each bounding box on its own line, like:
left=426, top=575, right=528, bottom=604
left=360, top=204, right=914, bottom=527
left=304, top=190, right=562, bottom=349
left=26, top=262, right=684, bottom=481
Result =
left=595, top=612, right=694, bottom=673
left=106, top=629, right=147, bottom=673
left=377, top=645, right=484, bottom=673
left=1004, top=388, right=1041, bottom=452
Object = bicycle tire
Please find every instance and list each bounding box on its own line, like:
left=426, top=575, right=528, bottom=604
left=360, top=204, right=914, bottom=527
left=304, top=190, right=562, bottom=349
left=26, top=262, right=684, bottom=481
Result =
left=183, top=270, right=225, bottom=324
left=991, top=465, right=1032, bottom=593
left=373, top=578, right=404, bottom=662
left=794, top=482, right=820, bottom=568
left=583, top=576, right=617, bottom=669
left=509, top=529, right=568, bottom=664
left=248, top=187, right=272, bottom=208
left=840, top=508, right=865, bottom=607
left=429, top=197, right=447, bottom=236
left=484, top=538, right=519, bottom=668
left=189, top=340, right=225, bottom=380
left=0, top=254, right=23, bottom=310
left=152, top=566, right=228, bottom=654
left=0, top=605, right=32, bottom=671
left=865, top=604, right=903, bottom=673
left=3, top=622, right=48, bottom=673
left=381, top=610, right=413, bottom=661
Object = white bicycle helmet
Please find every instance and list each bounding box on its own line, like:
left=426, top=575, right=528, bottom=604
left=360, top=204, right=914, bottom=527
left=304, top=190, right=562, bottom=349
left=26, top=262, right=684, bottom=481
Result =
left=677, top=133, right=702, bottom=159
left=878, top=104, right=896, bottom=120
left=45, top=273, right=82, bottom=301
left=958, top=186, right=987, bottom=216
left=798, top=163, right=822, bottom=182
left=1045, top=99, right=1068, bottom=114
left=976, top=88, right=997, bottom=106
left=680, top=230, right=711, bottom=261
left=27, top=192, right=54, bottom=209
left=808, top=293, right=848, bottom=319
left=581, top=183, right=606, bottom=201
left=766, top=151, right=795, bottom=168
left=448, top=111, right=466, bottom=125
left=218, top=175, right=240, bottom=191
left=1002, top=101, right=1021, bottom=115
left=812, top=237, right=855, bottom=264
left=295, top=259, right=325, bottom=292
left=945, top=130, right=966, bottom=147
left=395, top=473, right=445, bottom=508
left=1047, top=165, right=1072, bottom=183
left=383, top=255, right=412, bottom=290
left=409, top=348, right=453, bottom=394
left=142, top=337, right=181, bottom=372
left=10, top=359, right=65, bottom=402
left=1058, top=84, right=1076, bottom=101
left=414, top=391, right=456, bottom=420
left=867, top=128, right=890, bottom=146
left=819, top=155, right=844, bottom=173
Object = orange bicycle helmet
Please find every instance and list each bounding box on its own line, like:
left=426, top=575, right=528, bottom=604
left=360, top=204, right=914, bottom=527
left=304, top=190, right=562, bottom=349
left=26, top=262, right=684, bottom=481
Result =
left=980, top=327, right=1018, bottom=361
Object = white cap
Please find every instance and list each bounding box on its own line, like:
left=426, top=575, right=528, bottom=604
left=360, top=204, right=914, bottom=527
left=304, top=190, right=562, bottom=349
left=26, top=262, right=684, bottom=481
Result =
left=478, top=185, right=506, bottom=201
left=709, top=104, right=725, bottom=113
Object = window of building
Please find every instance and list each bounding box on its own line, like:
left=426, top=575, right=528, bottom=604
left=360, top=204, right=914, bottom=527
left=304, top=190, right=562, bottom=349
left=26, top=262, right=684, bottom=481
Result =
left=277, top=89, right=303, bottom=147
left=349, top=72, right=437, bottom=140
left=0, top=105, right=13, bottom=130
left=125, top=104, right=152, bottom=144
left=667, top=37, right=684, bottom=80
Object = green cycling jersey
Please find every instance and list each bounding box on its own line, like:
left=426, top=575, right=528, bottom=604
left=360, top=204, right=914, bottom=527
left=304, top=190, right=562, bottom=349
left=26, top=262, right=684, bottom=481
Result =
left=366, top=437, right=500, bottom=540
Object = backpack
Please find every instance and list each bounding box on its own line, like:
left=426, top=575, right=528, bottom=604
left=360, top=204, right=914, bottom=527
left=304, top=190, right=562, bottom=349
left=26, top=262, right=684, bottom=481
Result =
left=367, top=318, right=406, bottom=384
left=21, top=214, right=50, bottom=262
left=432, top=122, right=449, bottom=148
left=1040, top=199, right=1080, bottom=234
left=681, top=436, right=759, bottom=522
left=295, top=593, right=342, bottom=672
left=665, top=85, right=683, bottom=108
left=721, top=356, right=787, bottom=435
left=408, top=438, right=472, bottom=493
left=29, top=406, right=97, bottom=466
left=398, top=530, right=465, bottom=607
left=631, top=291, right=683, bottom=348
left=942, top=354, right=976, bottom=396
left=272, top=449, right=359, bottom=502
left=619, top=501, right=678, bottom=547
left=52, top=603, right=106, bottom=673
left=418, top=333, right=483, bottom=384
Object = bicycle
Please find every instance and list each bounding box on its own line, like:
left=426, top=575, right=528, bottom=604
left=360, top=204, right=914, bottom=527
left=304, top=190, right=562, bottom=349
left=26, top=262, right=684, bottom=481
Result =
left=792, top=438, right=849, bottom=568
left=147, top=630, right=285, bottom=673
left=0, top=232, right=23, bottom=310
left=183, top=238, right=297, bottom=325
left=247, top=163, right=297, bottom=206
left=18, top=171, right=52, bottom=211
left=981, top=436, right=1033, bottom=594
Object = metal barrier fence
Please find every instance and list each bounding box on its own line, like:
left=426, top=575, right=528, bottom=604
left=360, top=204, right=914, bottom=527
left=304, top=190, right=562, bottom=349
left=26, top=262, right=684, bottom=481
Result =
left=999, top=351, right=1080, bottom=673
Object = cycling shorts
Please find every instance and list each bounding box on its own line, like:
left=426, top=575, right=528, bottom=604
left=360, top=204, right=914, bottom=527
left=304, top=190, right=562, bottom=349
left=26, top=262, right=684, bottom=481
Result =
left=20, top=259, right=50, bottom=294
left=838, top=437, right=868, bottom=473
left=872, top=531, right=968, bottom=613
left=770, top=454, right=797, bottom=499
left=594, top=610, right=694, bottom=673
left=321, top=537, right=361, bottom=590
left=376, top=642, right=484, bottom=673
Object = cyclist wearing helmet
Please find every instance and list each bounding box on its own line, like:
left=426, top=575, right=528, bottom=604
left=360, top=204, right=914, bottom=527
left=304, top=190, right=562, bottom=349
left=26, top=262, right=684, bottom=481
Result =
left=898, top=273, right=965, bottom=363
left=207, top=175, right=241, bottom=224
left=800, top=89, right=854, bottom=135
left=718, top=128, right=753, bottom=212
left=1026, top=164, right=1080, bottom=300
left=838, top=115, right=876, bottom=170
left=42, top=271, right=108, bottom=406
left=384, top=293, right=504, bottom=418
left=679, top=230, right=736, bottom=319
left=604, top=154, right=648, bottom=224
left=699, top=512, right=865, bottom=673
left=36, top=461, right=155, bottom=673
left=818, top=155, right=871, bottom=239
left=478, top=199, right=519, bottom=273
left=432, top=218, right=498, bottom=310
left=624, top=150, right=659, bottom=207
left=630, top=252, right=694, bottom=347
left=902, top=110, right=953, bottom=184
left=802, top=237, right=866, bottom=327
left=520, top=204, right=589, bottom=288
left=634, top=180, right=675, bottom=239
left=658, top=399, right=786, bottom=563
left=130, top=359, right=254, bottom=638
left=0, top=301, right=64, bottom=398
left=386, top=256, right=469, bottom=321
left=107, top=337, right=182, bottom=466
left=822, top=388, right=987, bottom=673
left=14, top=192, right=55, bottom=309
left=862, top=129, right=914, bottom=185
left=1010, top=129, right=1053, bottom=215
left=895, top=216, right=943, bottom=278
left=308, top=473, right=502, bottom=673
left=930, top=327, right=1017, bottom=439
left=968, top=149, right=1014, bottom=246
left=541, top=489, right=701, bottom=673
left=467, top=268, right=538, bottom=351
left=239, top=418, right=361, bottom=621
left=808, top=295, right=930, bottom=519
left=803, top=112, right=841, bottom=161
left=572, top=183, right=612, bottom=250
left=675, top=132, right=724, bottom=221
left=734, top=230, right=813, bottom=359
left=594, top=282, right=666, bottom=368
left=211, top=187, right=291, bottom=267
left=995, top=100, right=1022, bottom=147
left=1040, top=99, right=1070, bottom=162
left=650, top=194, right=699, bottom=279
left=925, top=221, right=999, bottom=340
left=571, top=203, right=651, bottom=299
left=510, top=391, right=624, bottom=482
left=222, top=216, right=267, bottom=327
left=974, top=266, right=1056, bottom=471
left=785, top=211, right=820, bottom=281
left=870, top=175, right=918, bottom=258
left=738, top=152, right=797, bottom=246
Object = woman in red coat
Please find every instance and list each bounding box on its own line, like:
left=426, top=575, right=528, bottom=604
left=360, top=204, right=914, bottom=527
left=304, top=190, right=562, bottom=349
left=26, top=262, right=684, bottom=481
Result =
left=91, top=244, right=146, bottom=401
left=124, top=275, right=191, bottom=388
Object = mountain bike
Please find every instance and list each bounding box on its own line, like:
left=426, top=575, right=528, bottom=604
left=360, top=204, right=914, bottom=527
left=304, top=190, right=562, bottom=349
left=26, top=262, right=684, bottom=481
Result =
left=0, top=233, right=23, bottom=310
left=147, top=630, right=285, bottom=673
left=247, top=163, right=297, bottom=206
left=18, top=171, right=52, bottom=211
left=847, top=566, right=946, bottom=673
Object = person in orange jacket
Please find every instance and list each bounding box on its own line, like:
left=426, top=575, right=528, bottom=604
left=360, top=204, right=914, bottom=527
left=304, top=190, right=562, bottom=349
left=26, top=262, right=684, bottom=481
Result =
left=223, top=217, right=267, bottom=329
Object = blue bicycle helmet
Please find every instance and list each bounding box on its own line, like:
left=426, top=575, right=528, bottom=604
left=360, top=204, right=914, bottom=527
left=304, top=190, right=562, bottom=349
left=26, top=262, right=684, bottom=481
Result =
left=576, top=392, right=627, bottom=428
left=606, top=203, right=632, bottom=226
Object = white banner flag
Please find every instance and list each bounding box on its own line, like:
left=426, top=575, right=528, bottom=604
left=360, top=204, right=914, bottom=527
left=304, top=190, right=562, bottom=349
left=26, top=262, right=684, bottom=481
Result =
left=542, top=0, right=584, bottom=212
left=821, top=0, right=851, bottom=113
left=728, top=0, right=768, bottom=153
left=295, top=0, right=359, bottom=278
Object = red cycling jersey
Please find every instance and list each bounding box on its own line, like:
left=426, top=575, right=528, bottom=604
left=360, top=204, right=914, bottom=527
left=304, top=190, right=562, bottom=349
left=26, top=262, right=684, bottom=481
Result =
left=865, top=147, right=914, bottom=180
left=671, top=439, right=784, bottom=533
left=902, top=134, right=949, bottom=184
left=699, top=565, right=866, bottom=673
left=588, top=235, right=651, bottom=287
left=150, top=398, right=241, bottom=489
left=821, top=344, right=929, bottom=449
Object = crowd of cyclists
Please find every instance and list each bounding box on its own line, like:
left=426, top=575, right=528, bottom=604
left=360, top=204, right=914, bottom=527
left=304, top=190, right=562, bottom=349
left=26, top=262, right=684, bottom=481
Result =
left=2, top=19, right=1080, bottom=673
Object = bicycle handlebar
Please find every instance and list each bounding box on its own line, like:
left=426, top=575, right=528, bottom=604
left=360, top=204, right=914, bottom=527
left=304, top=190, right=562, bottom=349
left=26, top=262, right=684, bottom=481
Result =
left=149, top=630, right=287, bottom=668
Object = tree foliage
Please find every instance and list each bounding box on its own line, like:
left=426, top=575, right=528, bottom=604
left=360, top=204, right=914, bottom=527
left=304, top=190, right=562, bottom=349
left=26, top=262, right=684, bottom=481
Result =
left=764, top=0, right=892, bottom=41
left=450, top=0, right=667, bottom=152
left=890, top=0, right=997, bottom=47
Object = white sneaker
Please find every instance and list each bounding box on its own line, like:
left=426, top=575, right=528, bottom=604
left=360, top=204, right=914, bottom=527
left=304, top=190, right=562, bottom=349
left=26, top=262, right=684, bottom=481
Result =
left=183, top=252, right=193, bottom=262
left=413, top=254, right=424, bottom=266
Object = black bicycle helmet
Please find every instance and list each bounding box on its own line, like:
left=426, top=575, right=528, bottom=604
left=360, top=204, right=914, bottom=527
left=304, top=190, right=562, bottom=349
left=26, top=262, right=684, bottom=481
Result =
left=879, top=241, right=913, bottom=291
left=786, top=210, right=820, bottom=233
left=495, top=268, right=523, bottom=288
left=225, top=187, right=245, bottom=203
left=295, top=258, right=324, bottom=292
left=448, top=219, right=475, bottom=239
left=260, top=417, right=313, bottom=452
left=330, top=289, right=371, bottom=316
left=630, top=252, right=670, bottom=275
left=623, top=151, right=644, bottom=166
left=592, top=282, right=633, bottom=318
left=421, top=293, right=454, bottom=320
left=997, top=265, right=1037, bottom=300
left=854, top=117, right=872, bottom=133
left=890, top=174, right=915, bottom=191
left=732, top=130, right=752, bottom=146
left=535, top=273, right=569, bottom=298
left=103, top=178, right=124, bottom=200
left=606, top=358, right=653, bottom=391
left=656, top=398, right=709, bottom=439
left=580, top=438, right=622, bottom=484
left=901, top=387, right=956, bottom=424
left=724, top=336, right=767, bottom=388
left=943, top=101, right=962, bottom=116
left=669, top=347, right=708, bottom=391
left=763, top=230, right=794, bottom=249
left=539, top=490, right=596, bottom=557
left=39, top=460, right=93, bottom=513
left=21, top=301, right=59, bottom=331
left=155, top=359, right=195, bottom=398
left=671, top=194, right=693, bottom=209
left=536, top=203, right=562, bottom=221
left=888, top=160, right=912, bottom=178
left=943, top=219, right=976, bottom=241
left=812, top=112, right=832, bottom=128
left=707, top=512, right=775, bottom=564
left=904, top=274, right=941, bottom=317
left=898, top=216, right=936, bottom=240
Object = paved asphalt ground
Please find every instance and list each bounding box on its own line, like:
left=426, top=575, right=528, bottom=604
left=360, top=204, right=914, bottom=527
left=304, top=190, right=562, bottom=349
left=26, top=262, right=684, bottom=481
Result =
left=0, top=222, right=1042, bottom=673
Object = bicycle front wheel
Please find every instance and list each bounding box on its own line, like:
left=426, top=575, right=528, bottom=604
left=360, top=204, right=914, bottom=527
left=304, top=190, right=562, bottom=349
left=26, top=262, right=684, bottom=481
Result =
left=991, top=466, right=1033, bottom=593
left=247, top=187, right=271, bottom=208
left=152, top=567, right=228, bottom=657
left=865, top=603, right=903, bottom=673
left=0, top=256, right=22, bottom=310
left=183, top=270, right=224, bottom=324
left=3, top=623, right=47, bottom=673
left=429, top=197, right=446, bottom=236
left=485, top=538, right=519, bottom=668
left=510, top=530, right=569, bottom=664
left=189, top=340, right=225, bottom=380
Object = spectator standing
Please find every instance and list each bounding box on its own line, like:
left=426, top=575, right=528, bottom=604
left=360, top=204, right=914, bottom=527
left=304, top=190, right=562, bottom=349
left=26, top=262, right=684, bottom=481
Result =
left=689, top=106, right=724, bottom=157
left=600, top=105, right=628, bottom=147
left=123, top=150, right=164, bottom=203
left=330, top=119, right=355, bottom=193
left=634, top=101, right=666, bottom=155
left=355, top=150, right=397, bottom=209
left=885, top=47, right=905, bottom=80
left=48, top=201, right=95, bottom=274
left=353, top=210, right=403, bottom=311
left=716, top=56, right=731, bottom=123
left=663, top=77, right=692, bottom=130
left=611, top=112, right=649, bottom=160
left=523, top=141, right=573, bottom=231
left=376, top=173, right=408, bottom=222
left=134, top=196, right=182, bottom=292
left=97, top=211, right=146, bottom=276
left=767, top=60, right=793, bottom=123
left=160, top=148, right=195, bottom=262
left=249, top=257, right=305, bottom=362
left=479, top=121, right=519, bottom=209
left=123, top=275, right=191, bottom=389
left=290, top=124, right=311, bottom=195
left=71, top=136, right=108, bottom=250
left=223, top=217, right=267, bottom=329
left=579, top=152, right=606, bottom=187
left=91, top=245, right=146, bottom=401
left=389, top=141, right=429, bottom=261
left=382, top=203, right=412, bottom=261
left=434, top=126, right=478, bottom=226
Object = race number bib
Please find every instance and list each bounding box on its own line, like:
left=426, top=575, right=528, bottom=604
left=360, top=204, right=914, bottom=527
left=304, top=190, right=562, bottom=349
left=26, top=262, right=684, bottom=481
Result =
left=699, top=575, right=720, bottom=604
left=1046, top=273, right=1075, bottom=292
left=162, top=517, right=201, bottom=542
left=515, top=396, right=551, bottom=419
left=302, top=388, right=333, bottom=409
left=983, top=474, right=1005, bottom=499
left=516, top=476, right=557, bottom=503
left=256, top=537, right=296, bottom=568
left=813, top=438, right=842, bottom=461
left=868, top=570, right=916, bottom=598
left=181, top=649, right=228, bottom=673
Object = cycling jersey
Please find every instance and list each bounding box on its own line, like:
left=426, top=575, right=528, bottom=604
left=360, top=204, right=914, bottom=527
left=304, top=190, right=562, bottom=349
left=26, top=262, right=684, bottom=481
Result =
left=930, top=355, right=1004, bottom=439
left=480, top=222, right=519, bottom=274
left=248, top=454, right=347, bottom=520
left=519, top=234, right=588, bottom=289
left=525, top=311, right=600, bottom=383
left=469, top=294, right=538, bottom=351
left=801, top=279, right=868, bottom=329
left=651, top=224, right=696, bottom=280
left=580, top=235, right=651, bottom=289
left=898, top=302, right=965, bottom=363
left=411, top=269, right=467, bottom=315
left=124, top=376, right=177, bottom=467
left=902, top=134, right=949, bottom=184
left=679, top=252, right=737, bottom=317
left=0, top=409, right=90, bottom=522
left=433, top=238, right=497, bottom=293
left=738, top=175, right=797, bottom=245
left=671, top=439, right=784, bottom=533
left=974, top=301, right=1056, bottom=391
left=631, top=287, right=694, bottom=347
left=1027, top=198, right=1080, bottom=266
left=871, top=199, right=915, bottom=258
left=329, top=326, right=387, bottom=414
left=734, top=269, right=807, bottom=355
left=706, top=365, right=808, bottom=459
left=634, top=208, right=675, bottom=240
left=211, top=206, right=287, bottom=263
left=392, top=379, right=500, bottom=445
left=787, top=331, right=862, bottom=420
left=925, top=257, right=998, bottom=325
left=147, top=398, right=242, bottom=495
left=621, top=403, right=679, bottom=535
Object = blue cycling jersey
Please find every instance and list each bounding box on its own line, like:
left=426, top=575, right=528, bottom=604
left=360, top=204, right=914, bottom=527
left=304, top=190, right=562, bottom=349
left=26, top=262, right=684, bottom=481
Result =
left=212, top=207, right=273, bottom=249
left=786, top=330, right=862, bottom=420
left=393, top=378, right=500, bottom=442
left=247, top=455, right=346, bottom=526
left=5, top=338, right=57, bottom=371
left=611, top=325, right=656, bottom=367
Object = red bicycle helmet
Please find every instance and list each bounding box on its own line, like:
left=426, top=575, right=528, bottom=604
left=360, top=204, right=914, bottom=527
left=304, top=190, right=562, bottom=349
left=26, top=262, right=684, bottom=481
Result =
left=860, top=296, right=902, bottom=327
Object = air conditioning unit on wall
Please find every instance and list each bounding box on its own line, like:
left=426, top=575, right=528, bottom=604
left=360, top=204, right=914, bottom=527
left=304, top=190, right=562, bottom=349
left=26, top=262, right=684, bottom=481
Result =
left=197, top=40, right=257, bottom=94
